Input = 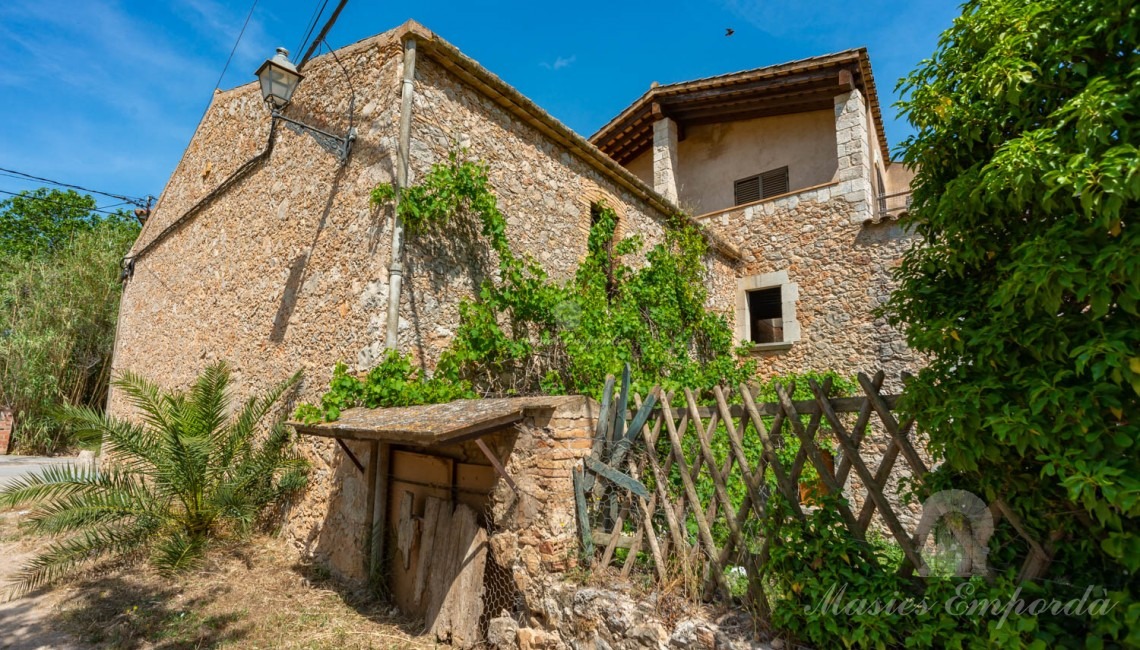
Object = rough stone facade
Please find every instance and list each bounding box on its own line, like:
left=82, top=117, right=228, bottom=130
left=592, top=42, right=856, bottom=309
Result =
left=109, top=19, right=925, bottom=633
left=488, top=401, right=597, bottom=584
left=699, top=183, right=918, bottom=392
left=109, top=22, right=732, bottom=583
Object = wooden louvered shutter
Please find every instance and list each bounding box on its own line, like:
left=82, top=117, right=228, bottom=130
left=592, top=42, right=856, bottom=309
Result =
left=734, top=175, right=761, bottom=205
left=760, top=166, right=789, bottom=198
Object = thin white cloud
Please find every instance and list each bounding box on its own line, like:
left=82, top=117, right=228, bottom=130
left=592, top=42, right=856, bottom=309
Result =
left=541, top=55, right=577, bottom=71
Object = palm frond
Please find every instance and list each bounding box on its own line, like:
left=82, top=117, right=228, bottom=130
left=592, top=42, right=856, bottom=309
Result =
left=21, top=474, right=160, bottom=536
left=210, top=370, right=302, bottom=485
left=0, top=463, right=107, bottom=508
left=111, top=369, right=176, bottom=434
left=151, top=531, right=209, bottom=574
left=55, top=403, right=162, bottom=471
left=222, top=424, right=309, bottom=499
left=189, top=361, right=231, bottom=440
left=5, top=520, right=157, bottom=599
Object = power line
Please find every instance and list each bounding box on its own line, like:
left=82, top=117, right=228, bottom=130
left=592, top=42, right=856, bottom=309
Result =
left=0, top=188, right=128, bottom=216
left=299, top=0, right=349, bottom=69
left=0, top=167, right=149, bottom=207
left=213, top=0, right=261, bottom=93
left=295, top=0, right=331, bottom=64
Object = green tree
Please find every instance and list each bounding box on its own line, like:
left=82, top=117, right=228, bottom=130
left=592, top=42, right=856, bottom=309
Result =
left=0, top=188, right=134, bottom=262
left=0, top=362, right=309, bottom=596
left=887, top=0, right=1138, bottom=642
left=0, top=187, right=139, bottom=452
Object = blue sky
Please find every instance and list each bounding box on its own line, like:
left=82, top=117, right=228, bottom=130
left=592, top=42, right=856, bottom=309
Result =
left=0, top=0, right=961, bottom=210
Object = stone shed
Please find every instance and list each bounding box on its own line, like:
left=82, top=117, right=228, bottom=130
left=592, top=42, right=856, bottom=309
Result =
left=293, top=396, right=598, bottom=648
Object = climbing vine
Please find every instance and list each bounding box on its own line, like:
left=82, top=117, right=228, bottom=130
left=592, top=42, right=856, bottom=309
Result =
left=295, top=151, right=754, bottom=421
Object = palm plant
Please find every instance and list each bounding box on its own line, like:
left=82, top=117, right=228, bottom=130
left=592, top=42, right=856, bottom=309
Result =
left=0, top=362, right=309, bottom=596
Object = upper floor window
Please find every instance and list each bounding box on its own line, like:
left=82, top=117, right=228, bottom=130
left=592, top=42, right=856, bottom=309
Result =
left=733, top=166, right=789, bottom=206
left=735, top=271, right=800, bottom=351
left=747, top=287, right=783, bottom=344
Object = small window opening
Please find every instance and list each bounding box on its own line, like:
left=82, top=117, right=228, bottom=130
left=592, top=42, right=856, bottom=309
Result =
left=747, top=287, right=783, bottom=344
left=590, top=203, right=604, bottom=227
left=734, top=166, right=790, bottom=206
left=588, top=202, right=618, bottom=300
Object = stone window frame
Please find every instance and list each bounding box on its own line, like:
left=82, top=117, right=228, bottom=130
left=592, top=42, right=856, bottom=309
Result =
left=735, top=270, right=801, bottom=352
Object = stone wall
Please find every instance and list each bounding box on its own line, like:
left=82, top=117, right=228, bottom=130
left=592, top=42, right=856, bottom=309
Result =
left=485, top=401, right=595, bottom=618
left=109, top=24, right=729, bottom=582
left=386, top=54, right=729, bottom=371
left=699, top=182, right=919, bottom=392
left=698, top=180, right=925, bottom=533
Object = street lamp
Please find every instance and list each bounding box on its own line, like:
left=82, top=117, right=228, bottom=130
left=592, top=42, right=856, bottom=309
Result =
left=255, top=47, right=356, bottom=163
left=255, top=47, right=303, bottom=109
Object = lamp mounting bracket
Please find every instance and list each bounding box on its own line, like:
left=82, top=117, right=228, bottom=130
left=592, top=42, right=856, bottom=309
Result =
left=271, top=109, right=356, bottom=164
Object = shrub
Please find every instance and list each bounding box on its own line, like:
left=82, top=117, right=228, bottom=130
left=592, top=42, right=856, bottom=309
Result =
left=0, top=362, right=308, bottom=596
left=872, top=0, right=1139, bottom=644
left=293, top=352, right=476, bottom=424
left=0, top=190, right=139, bottom=453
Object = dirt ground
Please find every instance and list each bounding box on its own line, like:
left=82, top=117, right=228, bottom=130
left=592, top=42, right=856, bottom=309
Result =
left=0, top=510, right=442, bottom=649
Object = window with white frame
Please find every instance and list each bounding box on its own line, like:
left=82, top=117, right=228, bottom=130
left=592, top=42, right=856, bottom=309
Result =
left=735, top=271, right=800, bottom=348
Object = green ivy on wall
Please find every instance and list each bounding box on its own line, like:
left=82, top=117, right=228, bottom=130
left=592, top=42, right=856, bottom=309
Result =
left=296, top=151, right=756, bottom=422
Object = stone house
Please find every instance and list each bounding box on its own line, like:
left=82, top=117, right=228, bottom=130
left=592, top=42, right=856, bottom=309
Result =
left=591, top=49, right=919, bottom=387
left=109, top=18, right=919, bottom=600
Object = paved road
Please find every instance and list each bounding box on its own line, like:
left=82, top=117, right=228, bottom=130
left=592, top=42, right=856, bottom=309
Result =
left=0, top=455, right=79, bottom=489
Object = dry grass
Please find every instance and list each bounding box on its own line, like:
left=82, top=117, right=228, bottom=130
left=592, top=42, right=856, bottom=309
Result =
left=0, top=511, right=443, bottom=649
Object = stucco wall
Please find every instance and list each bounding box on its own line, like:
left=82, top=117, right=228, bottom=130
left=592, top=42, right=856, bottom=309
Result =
left=625, top=109, right=839, bottom=216
left=884, top=161, right=915, bottom=196
left=625, top=147, right=653, bottom=190
left=109, top=32, right=734, bottom=582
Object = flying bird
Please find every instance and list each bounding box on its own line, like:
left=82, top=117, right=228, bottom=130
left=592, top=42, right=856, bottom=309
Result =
left=725, top=28, right=735, bottom=36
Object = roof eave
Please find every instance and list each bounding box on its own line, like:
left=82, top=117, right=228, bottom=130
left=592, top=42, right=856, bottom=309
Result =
left=590, top=48, right=891, bottom=166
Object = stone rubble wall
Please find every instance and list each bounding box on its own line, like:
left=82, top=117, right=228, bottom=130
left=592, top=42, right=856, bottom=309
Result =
left=698, top=182, right=927, bottom=533
left=108, top=30, right=719, bottom=582
left=699, top=183, right=920, bottom=392
left=396, top=56, right=737, bottom=371
left=486, top=581, right=772, bottom=650
left=488, top=400, right=596, bottom=591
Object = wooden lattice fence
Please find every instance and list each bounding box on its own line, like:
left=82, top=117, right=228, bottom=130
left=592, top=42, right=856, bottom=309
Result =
left=574, top=366, right=1050, bottom=613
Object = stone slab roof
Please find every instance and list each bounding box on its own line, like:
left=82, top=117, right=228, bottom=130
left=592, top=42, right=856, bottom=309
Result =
left=292, top=396, right=582, bottom=446
left=589, top=48, right=890, bottom=167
